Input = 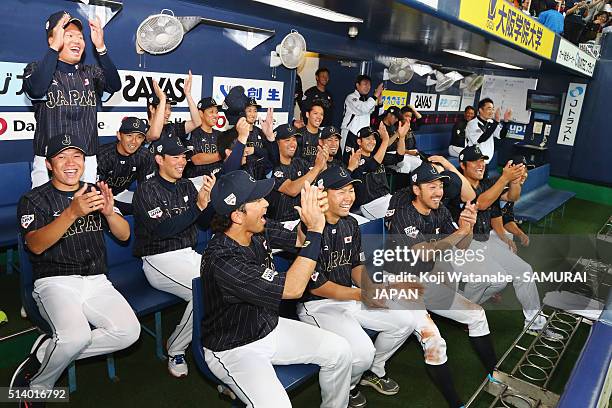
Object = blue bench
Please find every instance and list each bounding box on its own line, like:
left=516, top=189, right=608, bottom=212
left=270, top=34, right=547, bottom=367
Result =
left=512, top=164, right=575, bottom=232
left=557, top=292, right=612, bottom=408
left=1, top=162, right=32, bottom=273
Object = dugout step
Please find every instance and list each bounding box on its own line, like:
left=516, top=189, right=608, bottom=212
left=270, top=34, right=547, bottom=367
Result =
left=484, top=371, right=560, bottom=408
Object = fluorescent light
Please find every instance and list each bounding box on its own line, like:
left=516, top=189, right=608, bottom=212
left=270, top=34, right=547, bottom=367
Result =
left=487, top=61, right=525, bottom=70
left=252, top=0, right=363, bottom=23
left=443, top=49, right=493, bottom=61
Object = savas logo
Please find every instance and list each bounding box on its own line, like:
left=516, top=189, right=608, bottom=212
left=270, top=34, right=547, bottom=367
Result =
left=415, top=94, right=433, bottom=109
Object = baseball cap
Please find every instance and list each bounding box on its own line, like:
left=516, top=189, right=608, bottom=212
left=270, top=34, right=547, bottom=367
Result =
left=357, top=126, right=379, bottom=139
left=316, top=166, right=361, bottom=190
left=275, top=123, right=302, bottom=140
left=459, top=145, right=489, bottom=162
left=46, top=134, right=86, bottom=159
left=211, top=170, right=275, bottom=216
left=222, top=86, right=249, bottom=125
left=320, top=126, right=341, bottom=140
left=197, top=97, right=221, bottom=111
left=411, top=162, right=450, bottom=185
left=151, top=136, right=189, bottom=156
left=245, top=97, right=261, bottom=108
left=147, top=94, right=178, bottom=107
left=119, top=117, right=147, bottom=135
left=46, top=11, right=83, bottom=37
left=386, top=106, right=402, bottom=120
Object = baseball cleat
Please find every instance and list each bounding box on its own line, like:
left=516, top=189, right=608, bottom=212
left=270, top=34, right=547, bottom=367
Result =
left=359, top=371, right=399, bottom=395
left=10, top=334, right=50, bottom=389
left=348, top=388, right=367, bottom=407
left=168, top=354, right=188, bottom=378
left=487, top=373, right=503, bottom=385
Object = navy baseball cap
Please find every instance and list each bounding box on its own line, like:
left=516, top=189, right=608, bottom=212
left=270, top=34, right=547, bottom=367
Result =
left=147, top=94, right=177, bottom=107
left=275, top=123, right=302, bottom=140
left=152, top=136, right=189, bottom=156
left=46, top=133, right=86, bottom=159
left=411, top=162, right=450, bottom=185
left=357, top=126, right=379, bottom=139
left=197, top=97, right=221, bottom=111
left=119, top=117, right=147, bottom=135
left=211, top=170, right=275, bottom=216
left=320, top=126, right=341, bottom=140
left=459, top=145, right=489, bottom=162
left=245, top=97, right=261, bottom=108
left=46, top=11, right=83, bottom=37
left=316, top=166, right=361, bottom=190
left=386, top=106, right=402, bottom=120
left=222, top=86, right=249, bottom=125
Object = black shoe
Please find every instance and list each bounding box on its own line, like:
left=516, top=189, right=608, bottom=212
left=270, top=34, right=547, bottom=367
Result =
left=9, top=334, right=49, bottom=389
left=349, top=388, right=367, bottom=407
left=359, top=371, right=400, bottom=395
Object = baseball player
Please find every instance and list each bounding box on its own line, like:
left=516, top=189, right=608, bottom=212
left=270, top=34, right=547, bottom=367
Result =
left=318, top=126, right=346, bottom=169
left=217, top=118, right=269, bottom=180
left=25, top=11, right=121, bottom=188
left=12, top=133, right=139, bottom=399
left=465, top=98, right=511, bottom=164
left=448, top=106, right=476, bottom=157
left=244, top=98, right=276, bottom=167
left=450, top=146, right=560, bottom=339
left=145, top=72, right=201, bottom=143
left=340, top=75, right=384, bottom=154
left=300, top=67, right=334, bottom=126
left=269, top=124, right=327, bottom=223
left=183, top=97, right=224, bottom=187
left=385, top=162, right=502, bottom=399
left=132, top=136, right=215, bottom=377
left=351, top=124, right=393, bottom=220
left=97, top=116, right=156, bottom=214
left=298, top=100, right=325, bottom=167
left=372, top=106, right=403, bottom=167
left=297, top=166, right=417, bottom=407
left=202, top=170, right=352, bottom=408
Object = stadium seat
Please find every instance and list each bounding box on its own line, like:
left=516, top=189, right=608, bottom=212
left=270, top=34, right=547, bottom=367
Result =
left=0, top=162, right=32, bottom=273
left=191, top=276, right=320, bottom=407
left=105, top=215, right=183, bottom=360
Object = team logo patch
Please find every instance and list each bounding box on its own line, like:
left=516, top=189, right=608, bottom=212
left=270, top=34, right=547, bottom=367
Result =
left=62, top=134, right=71, bottom=146
left=344, top=236, right=352, bottom=243
left=184, top=195, right=189, bottom=202
left=148, top=207, right=163, bottom=219
left=412, top=174, right=418, bottom=183
left=385, top=209, right=395, bottom=217
left=359, top=159, right=365, bottom=166
left=20, top=214, right=34, bottom=229
left=274, top=170, right=284, bottom=178
left=339, top=167, right=347, bottom=177
left=404, top=226, right=419, bottom=238
left=459, top=154, right=464, bottom=160
left=311, top=271, right=319, bottom=281
left=359, top=252, right=366, bottom=262
left=156, top=145, right=163, bottom=153
left=224, top=193, right=236, bottom=206
left=261, top=267, right=278, bottom=282
left=317, top=179, right=324, bottom=188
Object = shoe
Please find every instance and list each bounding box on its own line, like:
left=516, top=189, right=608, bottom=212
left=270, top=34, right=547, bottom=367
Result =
left=168, top=354, right=188, bottom=378
left=348, top=388, right=367, bottom=408
left=359, top=371, right=400, bottom=395
left=526, top=328, right=564, bottom=341
left=10, top=334, right=49, bottom=389
left=487, top=373, right=503, bottom=385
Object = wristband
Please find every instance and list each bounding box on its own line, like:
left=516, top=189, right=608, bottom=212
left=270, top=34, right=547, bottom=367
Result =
left=96, top=46, right=107, bottom=55
left=298, top=231, right=322, bottom=261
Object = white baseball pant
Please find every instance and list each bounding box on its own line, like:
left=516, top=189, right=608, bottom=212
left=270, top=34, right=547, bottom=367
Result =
left=391, top=155, right=423, bottom=174
left=204, top=317, right=353, bottom=408
left=30, top=275, right=140, bottom=390
left=142, top=247, right=201, bottom=356
left=448, top=145, right=463, bottom=157
left=32, top=155, right=97, bottom=189
left=298, top=299, right=414, bottom=387
left=360, top=194, right=392, bottom=220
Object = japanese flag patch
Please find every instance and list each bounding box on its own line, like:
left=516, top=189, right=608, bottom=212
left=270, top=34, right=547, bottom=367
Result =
left=311, top=271, right=319, bottom=282
left=21, top=214, right=34, bottom=229
left=261, top=267, right=278, bottom=282
left=344, top=236, right=352, bottom=244
left=385, top=209, right=395, bottom=218
left=148, top=207, right=163, bottom=219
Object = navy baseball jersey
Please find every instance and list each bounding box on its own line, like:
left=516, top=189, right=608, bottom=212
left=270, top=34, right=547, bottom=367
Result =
left=244, top=155, right=270, bottom=180
left=352, top=156, right=390, bottom=207
left=301, top=87, right=334, bottom=126
left=200, top=220, right=297, bottom=351
left=304, top=216, right=365, bottom=302
left=448, top=176, right=499, bottom=241
left=501, top=201, right=516, bottom=225
left=17, top=181, right=109, bottom=280
left=386, top=201, right=457, bottom=274
left=297, top=128, right=320, bottom=167
left=270, top=158, right=311, bottom=221
left=132, top=175, right=199, bottom=257
left=379, top=122, right=402, bottom=167
left=97, top=142, right=156, bottom=195
left=184, top=127, right=223, bottom=178
left=24, top=61, right=107, bottom=156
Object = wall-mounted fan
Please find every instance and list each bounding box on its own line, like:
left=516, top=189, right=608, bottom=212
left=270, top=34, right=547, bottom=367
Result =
left=428, top=70, right=463, bottom=92
left=136, top=9, right=274, bottom=55
left=270, top=30, right=307, bottom=69
left=385, top=58, right=414, bottom=85
left=464, top=74, right=485, bottom=92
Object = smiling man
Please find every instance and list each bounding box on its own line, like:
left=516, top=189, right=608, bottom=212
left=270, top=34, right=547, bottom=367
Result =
left=24, top=11, right=122, bottom=188
left=298, top=100, right=325, bottom=167
left=133, top=136, right=215, bottom=378
left=97, top=117, right=156, bottom=214
left=12, top=134, right=139, bottom=404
